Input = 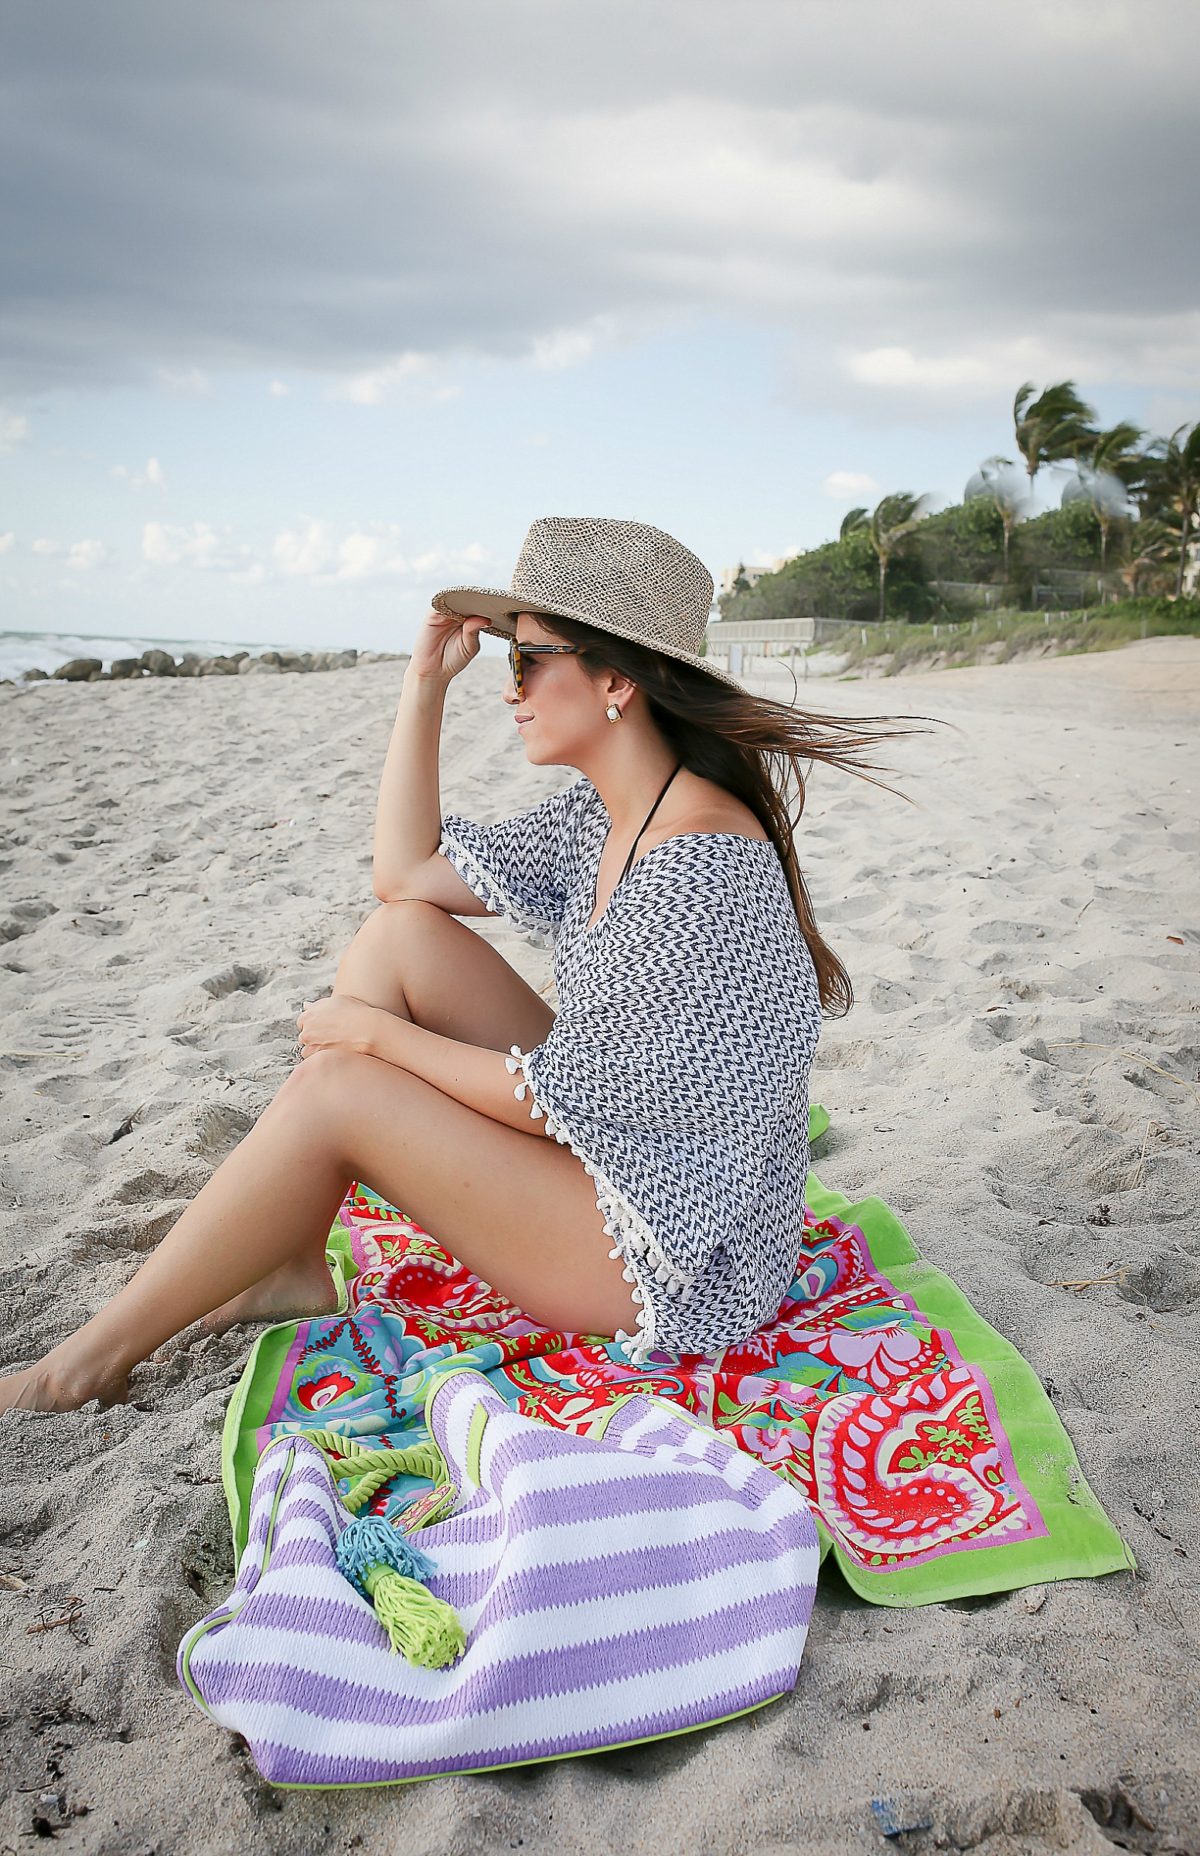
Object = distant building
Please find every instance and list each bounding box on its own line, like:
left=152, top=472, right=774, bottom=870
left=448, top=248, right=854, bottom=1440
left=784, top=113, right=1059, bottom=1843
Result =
left=717, top=557, right=792, bottom=598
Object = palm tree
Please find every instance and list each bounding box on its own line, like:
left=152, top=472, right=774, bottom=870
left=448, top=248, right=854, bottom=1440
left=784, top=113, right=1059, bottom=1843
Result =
left=1061, top=422, right=1146, bottom=577
left=1013, top=380, right=1098, bottom=489
left=1113, top=516, right=1177, bottom=600
left=964, top=456, right=1033, bottom=582
left=1079, top=421, right=1153, bottom=498
left=868, top=492, right=934, bottom=624
left=1140, top=421, right=1200, bottom=599
left=840, top=507, right=869, bottom=541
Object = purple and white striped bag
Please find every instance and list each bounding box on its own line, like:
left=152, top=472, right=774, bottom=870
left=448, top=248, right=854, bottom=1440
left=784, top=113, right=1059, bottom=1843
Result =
left=177, top=1365, right=820, bottom=1786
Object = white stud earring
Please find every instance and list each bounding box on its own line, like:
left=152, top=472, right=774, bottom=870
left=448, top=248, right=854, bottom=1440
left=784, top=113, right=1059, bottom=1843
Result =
left=606, top=703, right=622, bottom=723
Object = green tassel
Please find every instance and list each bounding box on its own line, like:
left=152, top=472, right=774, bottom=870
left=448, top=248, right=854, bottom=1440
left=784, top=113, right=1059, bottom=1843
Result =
left=363, top=1563, right=468, bottom=1667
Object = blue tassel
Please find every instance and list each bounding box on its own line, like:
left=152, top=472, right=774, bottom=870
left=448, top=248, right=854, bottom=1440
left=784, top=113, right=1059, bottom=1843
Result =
left=335, top=1513, right=466, bottom=1668
left=336, top=1513, right=437, bottom=1597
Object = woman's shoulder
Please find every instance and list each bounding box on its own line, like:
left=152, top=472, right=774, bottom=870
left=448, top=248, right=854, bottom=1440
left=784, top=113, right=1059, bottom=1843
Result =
left=573, top=771, right=769, bottom=841
left=650, top=775, right=773, bottom=848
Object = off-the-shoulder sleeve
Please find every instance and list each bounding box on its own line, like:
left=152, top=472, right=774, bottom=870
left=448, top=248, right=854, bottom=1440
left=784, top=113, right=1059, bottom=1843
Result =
left=437, top=776, right=587, bottom=948
left=501, top=835, right=823, bottom=1361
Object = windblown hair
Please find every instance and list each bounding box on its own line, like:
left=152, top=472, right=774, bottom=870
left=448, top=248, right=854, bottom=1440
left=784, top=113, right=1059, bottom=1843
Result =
left=534, top=613, right=954, bottom=1019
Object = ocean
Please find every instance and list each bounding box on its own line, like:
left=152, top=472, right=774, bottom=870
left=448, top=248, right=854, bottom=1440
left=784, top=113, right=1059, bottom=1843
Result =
left=0, top=627, right=297, bottom=682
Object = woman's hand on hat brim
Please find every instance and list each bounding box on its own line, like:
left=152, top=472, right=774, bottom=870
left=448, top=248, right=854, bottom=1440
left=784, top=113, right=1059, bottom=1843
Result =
left=409, top=611, right=488, bottom=684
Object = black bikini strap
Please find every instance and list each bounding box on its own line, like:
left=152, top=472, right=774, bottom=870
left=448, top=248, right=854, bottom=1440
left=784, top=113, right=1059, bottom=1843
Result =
left=619, top=761, right=683, bottom=887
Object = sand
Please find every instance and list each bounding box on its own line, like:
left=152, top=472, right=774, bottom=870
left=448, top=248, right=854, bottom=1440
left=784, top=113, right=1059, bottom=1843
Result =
left=1, top=637, right=1197, bottom=1853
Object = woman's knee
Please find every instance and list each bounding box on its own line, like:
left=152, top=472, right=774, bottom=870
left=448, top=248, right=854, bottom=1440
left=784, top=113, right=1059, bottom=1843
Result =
left=277, top=1044, right=357, bottom=1109
left=336, top=898, right=446, bottom=1016
left=344, top=898, right=555, bottom=1055
left=274, top=1046, right=381, bottom=1161
left=354, top=896, right=444, bottom=948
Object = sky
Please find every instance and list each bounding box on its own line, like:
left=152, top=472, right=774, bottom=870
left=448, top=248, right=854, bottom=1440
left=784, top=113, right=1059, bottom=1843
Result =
left=1, top=0, right=1196, bottom=657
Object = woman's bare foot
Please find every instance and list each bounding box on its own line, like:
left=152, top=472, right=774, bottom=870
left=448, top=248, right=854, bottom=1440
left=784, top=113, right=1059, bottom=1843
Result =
left=0, top=1344, right=129, bottom=1417
left=201, top=1247, right=341, bottom=1336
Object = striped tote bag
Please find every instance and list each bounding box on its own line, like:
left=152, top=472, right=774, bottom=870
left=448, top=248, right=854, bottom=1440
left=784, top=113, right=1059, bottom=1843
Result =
left=178, top=1364, right=820, bottom=1787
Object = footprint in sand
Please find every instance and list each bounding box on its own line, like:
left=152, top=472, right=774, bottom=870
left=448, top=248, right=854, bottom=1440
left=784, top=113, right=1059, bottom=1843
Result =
left=868, top=977, right=919, bottom=1014
left=1117, top=1254, right=1200, bottom=1313
left=967, top=1011, right=1029, bottom=1047
left=972, top=918, right=1047, bottom=943
left=811, top=1038, right=879, bottom=1069
left=821, top=890, right=891, bottom=925
left=1, top=899, right=58, bottom=941
left=972, top=969, right=1048, bottom=999
left=177, top=1490, right=239, bottom=1607
left=68, top=911, right=129, bottom=937
left=185, top=1100, right=257, bottom=1159
left=107, top=1166, right=192, bottom=1207
left=79, top=1203, right=186, bottom=1255
left=200, top=963, right=265, bottom=1000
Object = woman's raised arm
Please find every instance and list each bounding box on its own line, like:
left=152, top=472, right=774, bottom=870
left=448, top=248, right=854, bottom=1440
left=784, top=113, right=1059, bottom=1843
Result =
left=371, top=612, right=489, bottom=903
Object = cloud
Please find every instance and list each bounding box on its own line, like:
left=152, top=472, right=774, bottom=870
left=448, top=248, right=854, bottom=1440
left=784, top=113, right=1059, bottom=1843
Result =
left=748, top=546, right=798, bottom=567
left=142, top=519, right=250, bottom=571
left=815, top=316, right=1200, bottom=426
left=113, top=454, right=166, bottom=488
left=156, top=366, right=210, bottom=397
left=268, top=379, right=291, bottom=397
left=327, top=351, right=435, bottom=406
left=0, top=0, right=1194, bottom=413
left=29, top=535, right=109, bottom=567
left=529, top=318, right=616, bottom=371
left=273, top=522, right=491, bottom=584
left=133, top=515, right=491, bottom=585
left=823, top=470, right=881, bottom=501
left=845, top=347, right=1001, bottom=394
left=0, top=531, right=14, bottom=553
left=272, top=520, right=336, bottom=577
left=0, top=407, right=30, bottom=451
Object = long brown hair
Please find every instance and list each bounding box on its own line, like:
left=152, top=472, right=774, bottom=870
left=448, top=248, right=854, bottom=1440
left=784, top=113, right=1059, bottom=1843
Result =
left=534, top=612, right=954, bottom=1018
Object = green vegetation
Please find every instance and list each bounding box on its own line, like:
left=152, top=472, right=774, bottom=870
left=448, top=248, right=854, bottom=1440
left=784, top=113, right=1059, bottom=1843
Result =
left=828, top=596, right=1200, bottom=677
left=719, top=381, right=1200, bottom=632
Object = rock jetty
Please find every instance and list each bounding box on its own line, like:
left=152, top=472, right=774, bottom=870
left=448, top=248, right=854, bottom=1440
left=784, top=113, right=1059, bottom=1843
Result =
left=6, top=647, right=409, bottom=686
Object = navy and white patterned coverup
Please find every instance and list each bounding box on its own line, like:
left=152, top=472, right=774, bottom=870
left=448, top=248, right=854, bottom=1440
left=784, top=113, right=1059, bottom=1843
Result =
left=437, top=775, right=823, bottom=1368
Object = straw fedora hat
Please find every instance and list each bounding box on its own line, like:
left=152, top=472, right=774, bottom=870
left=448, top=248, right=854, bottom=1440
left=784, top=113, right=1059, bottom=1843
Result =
left=429, top=515, right=745, bottom=695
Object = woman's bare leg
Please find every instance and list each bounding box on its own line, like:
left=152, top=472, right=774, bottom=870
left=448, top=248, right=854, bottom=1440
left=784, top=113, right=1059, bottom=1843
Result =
left=0, top=1045, right=639, bottom=1415
left=0, top=906, right=634, bottom=1417
left=329, top=897, right=556, bottom=1050
left=0, top=1073, right=353, bottom=1414
left=203, top=899, right=555, bottom=1328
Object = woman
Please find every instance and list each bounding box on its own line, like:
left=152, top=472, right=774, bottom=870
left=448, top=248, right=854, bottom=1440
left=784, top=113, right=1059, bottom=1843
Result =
left=0, top=516, right=938, bottom=1413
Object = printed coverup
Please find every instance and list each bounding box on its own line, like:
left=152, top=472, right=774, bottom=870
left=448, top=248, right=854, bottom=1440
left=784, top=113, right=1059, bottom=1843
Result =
left=437, top=776, right=823, bottom=1366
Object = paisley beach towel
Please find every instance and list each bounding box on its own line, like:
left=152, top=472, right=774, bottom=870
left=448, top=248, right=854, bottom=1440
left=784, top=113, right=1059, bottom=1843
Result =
left=221, top=1105, right=1132, bottom=1607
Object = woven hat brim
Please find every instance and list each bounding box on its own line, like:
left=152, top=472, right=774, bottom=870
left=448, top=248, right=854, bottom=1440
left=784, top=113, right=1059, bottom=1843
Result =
left=429, top=585, right=748, bottom=695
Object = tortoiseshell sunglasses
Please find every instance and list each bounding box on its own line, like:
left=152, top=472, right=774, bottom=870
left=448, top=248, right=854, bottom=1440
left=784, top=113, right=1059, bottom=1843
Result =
left=508, top=638, right=584, bottom=703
